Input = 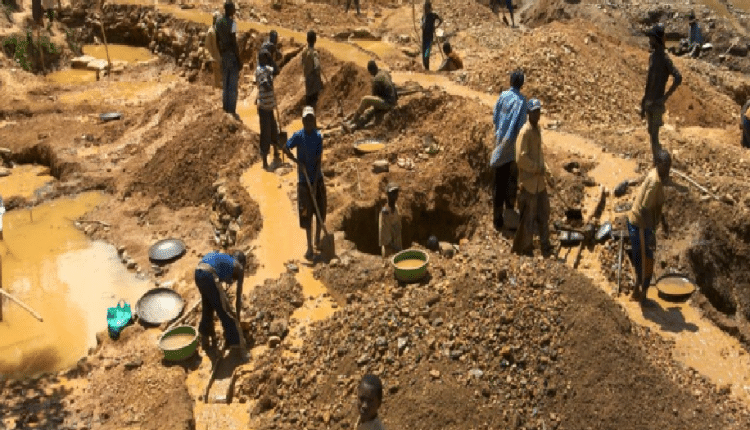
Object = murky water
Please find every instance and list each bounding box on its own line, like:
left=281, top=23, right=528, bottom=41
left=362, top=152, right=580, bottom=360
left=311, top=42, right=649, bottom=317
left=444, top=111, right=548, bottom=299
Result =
left=394, top=259, right=425, bottom=269
left=83, top=44, right=155, bottom=63
left=0, top=165, right=54, bottom=200
left=47, top=69, right=98, bottom=84
left=0, top=192, right=151, bottom=378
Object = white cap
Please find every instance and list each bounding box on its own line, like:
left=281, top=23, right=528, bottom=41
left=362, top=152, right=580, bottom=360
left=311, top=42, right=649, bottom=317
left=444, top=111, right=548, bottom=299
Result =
left=302, top=106, right=315, bottom=118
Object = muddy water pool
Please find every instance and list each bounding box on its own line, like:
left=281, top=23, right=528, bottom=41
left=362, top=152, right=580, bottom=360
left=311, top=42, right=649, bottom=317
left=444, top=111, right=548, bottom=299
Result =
left=0, top=165, right=55, bottom=200
left=0, top=192, right=151, bottom=377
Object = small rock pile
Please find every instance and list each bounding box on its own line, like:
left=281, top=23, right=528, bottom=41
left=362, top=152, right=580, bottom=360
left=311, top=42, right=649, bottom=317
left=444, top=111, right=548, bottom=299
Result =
left=210, top=178, right=245, bottom=249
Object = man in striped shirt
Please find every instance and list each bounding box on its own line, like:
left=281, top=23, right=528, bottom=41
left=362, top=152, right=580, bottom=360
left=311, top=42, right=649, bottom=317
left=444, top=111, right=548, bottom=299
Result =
left=490, top=70, right=527, bottom=231
left=256, top=49, right=280, bottom=169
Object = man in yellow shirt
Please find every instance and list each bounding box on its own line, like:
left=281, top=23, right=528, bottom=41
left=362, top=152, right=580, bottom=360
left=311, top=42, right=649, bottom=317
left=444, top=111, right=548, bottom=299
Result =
left=204, top=12, right=222, bottom=89
left=512, top=99, right=552, bottom=256
left=627, top=149, right=671, bottom=304
left=378, top=183, right=402, bottom=258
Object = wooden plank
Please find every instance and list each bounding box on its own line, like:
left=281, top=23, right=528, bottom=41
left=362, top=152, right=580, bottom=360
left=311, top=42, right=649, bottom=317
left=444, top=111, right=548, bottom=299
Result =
left=0, top=287, right=44, bottom=322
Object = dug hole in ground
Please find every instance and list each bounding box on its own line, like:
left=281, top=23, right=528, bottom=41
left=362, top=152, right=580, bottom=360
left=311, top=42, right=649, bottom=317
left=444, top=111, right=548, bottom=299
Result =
left=2, top=0, right=750, bottom=429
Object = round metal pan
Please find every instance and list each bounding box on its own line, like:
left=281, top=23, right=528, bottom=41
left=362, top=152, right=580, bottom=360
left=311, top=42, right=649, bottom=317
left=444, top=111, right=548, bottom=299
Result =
left=135, top=287, right=185, bottom=325
left=655, top=274, right=696, bottom=302
left=100, top=112, right=122, bottom=122
left=149, top=238, right=186, bottom=263
left=353, top=138, right=386, bottom=155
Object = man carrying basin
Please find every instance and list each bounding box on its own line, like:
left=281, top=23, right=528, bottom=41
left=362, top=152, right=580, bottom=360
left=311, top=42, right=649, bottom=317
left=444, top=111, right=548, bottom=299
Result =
left=283, top=107, right=326, bottom=261
left=627, top=149, right=671, bottom=306
left=194, top=250, right=246, bottom=354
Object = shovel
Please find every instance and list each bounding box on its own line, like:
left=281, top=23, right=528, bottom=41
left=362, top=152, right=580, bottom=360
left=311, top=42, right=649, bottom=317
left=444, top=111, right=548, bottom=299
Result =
left=547, top=176, right=583, bottom=221
left=298, top=163, right=335, bottom=261
left=274, top=106, right=286, bottom=165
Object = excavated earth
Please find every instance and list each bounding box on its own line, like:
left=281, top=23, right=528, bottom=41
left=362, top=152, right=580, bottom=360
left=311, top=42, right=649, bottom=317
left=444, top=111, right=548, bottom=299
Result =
left=2, top=0, right=750, bottom=429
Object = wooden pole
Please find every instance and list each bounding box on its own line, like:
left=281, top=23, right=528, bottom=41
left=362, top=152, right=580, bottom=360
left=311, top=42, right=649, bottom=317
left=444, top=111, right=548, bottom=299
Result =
left=98, top=0, right=112, bottom=80
left=0, top=288, right=44, bottom=322
left=0, top=254, right=3, bottom=322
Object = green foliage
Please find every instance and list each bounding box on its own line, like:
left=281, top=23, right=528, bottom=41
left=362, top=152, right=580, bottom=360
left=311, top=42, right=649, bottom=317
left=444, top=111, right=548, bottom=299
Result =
left=65, top=29, right=82, bottom=56
left=2, top=30, right=58, bottom=71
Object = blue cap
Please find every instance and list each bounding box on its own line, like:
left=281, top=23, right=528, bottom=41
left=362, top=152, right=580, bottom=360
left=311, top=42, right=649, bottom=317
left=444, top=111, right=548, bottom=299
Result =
left=528, top=98, right=542, bottom=111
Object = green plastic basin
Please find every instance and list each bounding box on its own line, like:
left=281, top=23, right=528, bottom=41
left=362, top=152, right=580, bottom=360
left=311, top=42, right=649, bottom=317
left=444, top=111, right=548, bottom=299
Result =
left=391, top=249, right=429, bottom=282
left=158, top=325, right=199, bottom=362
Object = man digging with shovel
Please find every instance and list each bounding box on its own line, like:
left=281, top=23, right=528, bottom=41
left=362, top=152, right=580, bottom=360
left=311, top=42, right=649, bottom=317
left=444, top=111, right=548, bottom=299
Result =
left=284, top=107, right=331, bottom=261
left=627, top=149, right=671, bottom=306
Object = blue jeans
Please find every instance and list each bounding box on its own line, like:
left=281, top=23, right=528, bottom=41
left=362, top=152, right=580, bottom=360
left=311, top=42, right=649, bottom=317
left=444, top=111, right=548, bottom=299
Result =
left=195, top=269, right=240, bottom=346
left=221, top=55, right=240, bottom=114
left=627, top=220, right=654, bottom=291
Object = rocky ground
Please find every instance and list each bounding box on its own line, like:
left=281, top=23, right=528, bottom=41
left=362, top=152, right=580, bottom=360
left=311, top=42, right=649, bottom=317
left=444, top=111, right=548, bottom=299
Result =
left=2, top=0, right=750, bottom=429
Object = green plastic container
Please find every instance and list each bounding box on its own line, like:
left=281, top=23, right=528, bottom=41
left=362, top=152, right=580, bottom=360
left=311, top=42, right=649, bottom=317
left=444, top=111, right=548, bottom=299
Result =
left=391, top=249, right=429, bottom=282
left=158, top=325, right=199, bottom=362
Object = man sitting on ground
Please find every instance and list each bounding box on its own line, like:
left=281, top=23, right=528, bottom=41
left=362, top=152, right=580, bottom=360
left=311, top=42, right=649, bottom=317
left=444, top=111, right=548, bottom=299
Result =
left=346, top=60, right=398, bottom=131
left=437, top=42, right=463, bottom=72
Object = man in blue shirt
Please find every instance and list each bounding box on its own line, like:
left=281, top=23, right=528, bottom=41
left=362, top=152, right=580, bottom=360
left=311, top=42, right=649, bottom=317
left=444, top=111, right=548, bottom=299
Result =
left=687, top=12, right=702, bottom=58
left=491, top=70, right=527, bottom=231
left=194, top=250, right=246, bottom=352
left=284, top=106, right=326, bottom=261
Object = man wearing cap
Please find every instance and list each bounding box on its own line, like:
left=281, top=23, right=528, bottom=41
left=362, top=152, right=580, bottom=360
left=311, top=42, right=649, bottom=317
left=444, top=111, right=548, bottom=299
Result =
left=194, top=250, right=247, bottom=354
left=284, top=107, right=326, bottom=261
left=256, top=49, right=280, bottom=169
left=379, top=183, right=402, bottom=259
left=641, top=23, right=682, bottom=163
left=204, top=11, right=223, bottom=89
left=512, top=99, right=552, bottom=256
left=491, top=70, right=527, bottom=231
left=302, top=30, right=323, bottom=110
left=216, top=2, right=242, bottom=117
left=347, top=60, right=398, bottom=131
left=627, top=149, right=671, bottom=305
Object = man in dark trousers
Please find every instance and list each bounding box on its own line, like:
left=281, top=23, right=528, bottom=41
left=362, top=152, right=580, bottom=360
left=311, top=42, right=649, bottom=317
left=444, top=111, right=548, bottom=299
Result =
left=215, top=2, right=242, bottom=118
left=284, top=107, right=326, bottom=261
left=346, top=60, right=398, bottom=131
left=491, top=70, right=527, bottom=231
left=641, top=23, right=682, bottom=163
left=421, top=2, right=442, bottom=71
left=302, top=30, right=323, bottom=110
left=194, top=250, right=246, bottom=353
left=346, top=0, right=361, bottom=16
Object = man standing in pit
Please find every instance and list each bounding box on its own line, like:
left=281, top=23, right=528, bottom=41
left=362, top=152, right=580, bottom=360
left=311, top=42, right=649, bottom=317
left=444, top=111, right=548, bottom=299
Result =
left=641, top=23, right=682, bottom=163
left=627, top=150, right=671, bottom=306
left=215, top=2, right=242, bottom=118
left=204, top=11, right=223, bottom=89
left=379, top=183, right=402, bottom=259
left=491, top=70, right=527, bottom=231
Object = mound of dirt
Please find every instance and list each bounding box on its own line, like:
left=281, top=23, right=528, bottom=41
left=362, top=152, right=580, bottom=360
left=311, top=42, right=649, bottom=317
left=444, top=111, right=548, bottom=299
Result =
left=129, top=110, right=258, bottom=210
left=274, top=50, right=372, bottom=125
left=462, top=20, right=736, bottom=130
left=237, top=272, right=304, bottom=348
left=237, top=236, right=749, bottom=430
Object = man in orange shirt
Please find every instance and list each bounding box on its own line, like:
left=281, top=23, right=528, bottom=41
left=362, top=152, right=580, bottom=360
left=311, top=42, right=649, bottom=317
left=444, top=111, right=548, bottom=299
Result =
left=438, top=42, right=463, bottom=72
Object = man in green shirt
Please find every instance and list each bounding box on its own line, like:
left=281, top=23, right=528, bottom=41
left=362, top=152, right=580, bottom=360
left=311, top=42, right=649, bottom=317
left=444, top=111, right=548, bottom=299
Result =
left=346, top=60, right=398, bottom=131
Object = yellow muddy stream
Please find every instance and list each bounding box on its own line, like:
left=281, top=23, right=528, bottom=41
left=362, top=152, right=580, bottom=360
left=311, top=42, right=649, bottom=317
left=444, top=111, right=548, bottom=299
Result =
left=0, top=192, right=151, bottom=377
left=0, top=165, right=54, bottom=200
left=83, top=44, right=155, bottom=63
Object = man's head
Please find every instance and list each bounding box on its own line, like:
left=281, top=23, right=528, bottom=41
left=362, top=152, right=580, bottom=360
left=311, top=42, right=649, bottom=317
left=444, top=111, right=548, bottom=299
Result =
left=232, top=250, right=247, bottom=269
left=655, top=149, right=671, bottom=180
left=510, top=70, right=524, bottom=90
left=213, top=11, right=221, bottom=25
left=358, top=374, right=383, bottom=423
left=688, top=11, right=697, bottom=23
left=386, top=183, right=399, bottom=207
left=528, top=98, right=542, bottom=126
left=442, top=41, right=452, bottom=54
left=647, top=23, right=665, bottom=50
left=307, top=30, right=316, bottom=47
left=424, top=1, right=432, bottom=13
left=367, top=60, right=378, bottom=76
left=269, top=30, right=278, bottom=45
left=302, top=106, right=317, bottom=132
left=224, top=2, right=236, bottom=17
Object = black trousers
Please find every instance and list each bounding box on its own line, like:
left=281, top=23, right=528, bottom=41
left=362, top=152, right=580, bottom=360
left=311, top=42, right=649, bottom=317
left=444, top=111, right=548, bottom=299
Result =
left=493, top=162, right=517, bottom=228
left=195, top=270, right=240, bottom=346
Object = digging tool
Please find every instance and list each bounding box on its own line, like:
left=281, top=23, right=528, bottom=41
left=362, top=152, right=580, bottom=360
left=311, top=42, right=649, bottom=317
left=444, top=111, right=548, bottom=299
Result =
left=298, top=163, right=335, bottom=260
left=164, top=298, right=200, bottom=334
left=671, top=168, right=728, bottom=204
left=638, top=226, right=647, bottom=301
left=616, top=231, right=624, bottom=295
left=0, top=288, right=43, bottom=322
left=274, top=106, right=286, bottom=165
left=546, top=176, right=583, bottom=221
left=97, top=0, right=112, bottom=81
left=572, top=224, right=595, bottom=269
